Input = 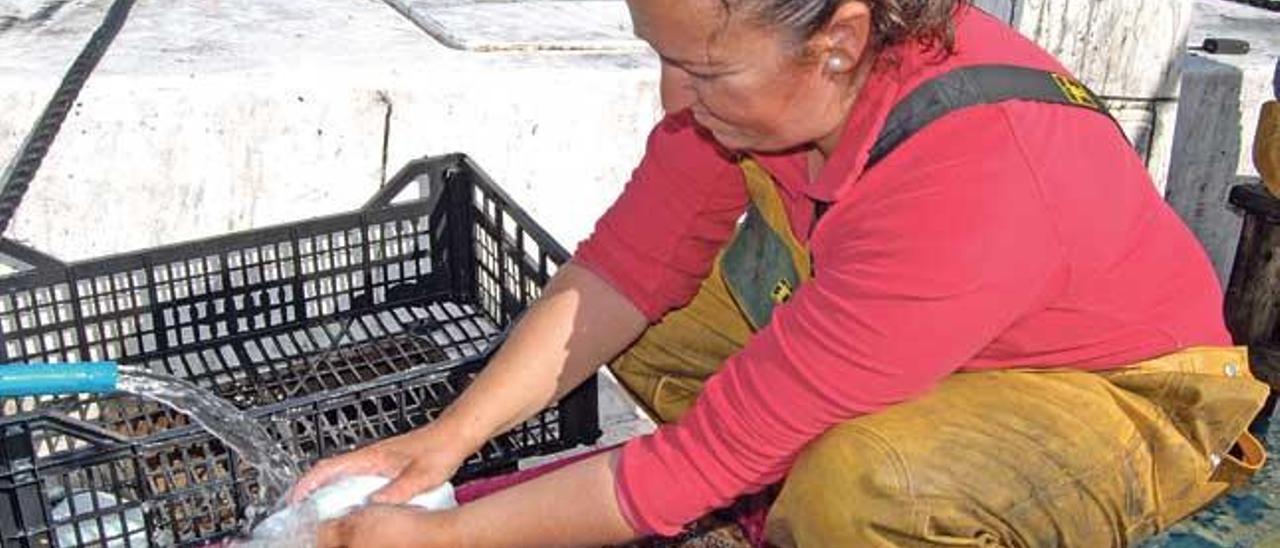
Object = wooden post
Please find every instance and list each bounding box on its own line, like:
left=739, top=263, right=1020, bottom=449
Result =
left=1226, top=184, right=1280, bottom=387
left=1229, top=80, right=1280, bottom=387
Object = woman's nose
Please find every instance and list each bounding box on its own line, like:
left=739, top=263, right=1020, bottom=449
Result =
left=659, top=64, right=697, bottom=114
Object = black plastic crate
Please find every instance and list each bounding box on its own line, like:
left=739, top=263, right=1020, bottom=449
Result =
left=0, top=154, right=601, bottom=547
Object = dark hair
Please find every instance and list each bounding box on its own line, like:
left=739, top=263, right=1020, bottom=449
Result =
left=723, top=0, right=967, bottom=56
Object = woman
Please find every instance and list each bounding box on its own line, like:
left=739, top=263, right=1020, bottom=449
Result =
left=296, top=0, right=1270, bottom=545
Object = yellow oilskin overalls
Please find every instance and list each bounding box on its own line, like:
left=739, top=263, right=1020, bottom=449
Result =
left=1259, top=99, right=1280, bottom=196
left=609, top=156, right=1270, bottom=547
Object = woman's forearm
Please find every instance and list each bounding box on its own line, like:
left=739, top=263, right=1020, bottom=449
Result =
left=451, top=450, right=638, bottom=547
left=433, top=262, right=648, bottom=451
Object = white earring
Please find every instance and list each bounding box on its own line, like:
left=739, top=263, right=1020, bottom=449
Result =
left=826, top=54, right=851, bottom=74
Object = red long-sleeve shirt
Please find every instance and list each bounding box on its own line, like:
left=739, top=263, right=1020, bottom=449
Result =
left=573, top=7, right=1229, bottom=536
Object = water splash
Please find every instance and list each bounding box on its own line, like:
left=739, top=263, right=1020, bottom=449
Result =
left=115, top=366, right=300, bottom=508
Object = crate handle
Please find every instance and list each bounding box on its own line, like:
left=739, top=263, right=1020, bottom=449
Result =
left=0, top=411, right=130, bottom=449
left=0, top=237, right=66, bottom=273
left=361, top=154, right=465, bottom=211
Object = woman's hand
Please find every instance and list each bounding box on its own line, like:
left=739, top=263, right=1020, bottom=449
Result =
left=309, top=449, right=636, bottom=547
left=316, top=505, right=458, bottom=548
left=289, top=425, right=476, bottom=505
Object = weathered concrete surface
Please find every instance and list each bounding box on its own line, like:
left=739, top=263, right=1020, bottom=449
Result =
left=1165, top=0, right=1280, bottom=286
left=0, top=0, right=660, bottom=263
left=386, top=0, right=646, bottom=52
left=2, top=0, right=1215, bottom=266
left=1014, top=0, right=1191, bottom=98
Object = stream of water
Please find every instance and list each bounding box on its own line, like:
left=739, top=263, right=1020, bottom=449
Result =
left=115, top=366, right=301, bottom=512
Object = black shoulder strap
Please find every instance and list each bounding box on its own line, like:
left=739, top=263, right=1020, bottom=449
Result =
left=813, top=65, right=1116, bottom=228
left=867, top=64, right=1115, bottom=170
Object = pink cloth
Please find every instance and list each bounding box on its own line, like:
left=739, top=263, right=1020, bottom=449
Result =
left=454, top=447, right=613, bottom=503
left=575, top=7, right=1230, bottom=537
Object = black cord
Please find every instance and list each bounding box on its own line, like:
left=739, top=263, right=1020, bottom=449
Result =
left=0, top=0, right=137, bottom=237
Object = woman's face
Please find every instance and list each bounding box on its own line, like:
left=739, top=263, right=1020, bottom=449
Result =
left=626, top=0, right=871, bottom=154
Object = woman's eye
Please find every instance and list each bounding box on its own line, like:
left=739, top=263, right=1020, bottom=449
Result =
left=660, top=57, right=723, bottom=81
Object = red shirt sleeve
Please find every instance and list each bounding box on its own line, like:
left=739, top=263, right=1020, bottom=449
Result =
left=573, top=112, right=748, bottom=321
left=615, top=105, right=1070, bottom=535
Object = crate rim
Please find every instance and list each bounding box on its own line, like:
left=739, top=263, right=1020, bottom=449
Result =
left=442, top=154, right=571, bottom=262
left=0, top=153, right=572, bottom=288
left=0, top=166, right=438, bottom=290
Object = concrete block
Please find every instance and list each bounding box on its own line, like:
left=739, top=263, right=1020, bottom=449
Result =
left=1165, top=0, right=1280, bottom=285
left=1185, top=0, right=1280, bottom=181
left=1166, top=56, right=1251, bottom=286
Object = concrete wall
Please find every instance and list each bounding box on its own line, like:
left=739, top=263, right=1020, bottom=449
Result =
left=0, top=0, right=660, bottom=265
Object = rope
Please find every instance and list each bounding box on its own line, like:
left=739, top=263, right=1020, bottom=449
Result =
left=0, top=0, right=137, bottom=237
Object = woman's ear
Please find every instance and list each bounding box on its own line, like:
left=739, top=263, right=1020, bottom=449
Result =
left=816, top=1, right=872, bottom=75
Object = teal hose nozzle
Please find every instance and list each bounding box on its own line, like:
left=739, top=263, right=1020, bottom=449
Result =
left=0, top=362, right=119, bottom=396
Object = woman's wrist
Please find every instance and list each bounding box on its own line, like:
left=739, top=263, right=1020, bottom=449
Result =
left=415, top=410, right=492, bottom=460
